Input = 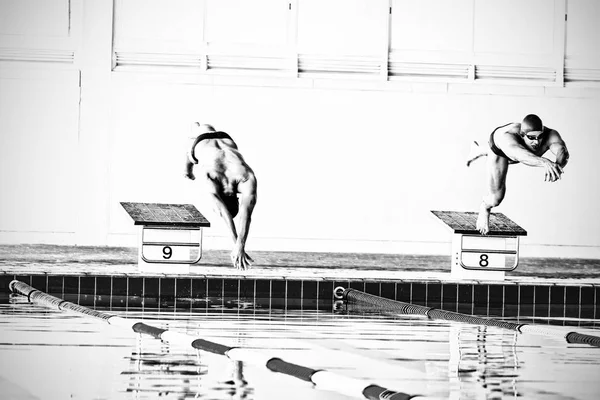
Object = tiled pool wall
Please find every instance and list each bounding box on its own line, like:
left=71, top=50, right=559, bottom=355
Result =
left=1, top=274, right=597, bottom=324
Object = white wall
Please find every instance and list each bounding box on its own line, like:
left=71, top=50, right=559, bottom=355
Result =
left=1, top=0, right=599, bottom=258
left=103, top=80, right=600, bottom=257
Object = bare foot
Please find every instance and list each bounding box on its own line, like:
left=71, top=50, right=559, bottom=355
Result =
left=466, top=141, right=487, bottom=167
left=476, top=204, right=490, bottom=235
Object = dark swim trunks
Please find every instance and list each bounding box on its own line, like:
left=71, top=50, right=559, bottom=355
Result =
left=222, top=194, right=239, bottom=218
left=189, top=131, right=234, bottom=164
left=488, top=123, right=517, bottom=162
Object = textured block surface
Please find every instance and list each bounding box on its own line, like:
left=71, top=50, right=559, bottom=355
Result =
left=121, top=202, right=210, bottom=227
left=431, top=210, right=527, bottom=236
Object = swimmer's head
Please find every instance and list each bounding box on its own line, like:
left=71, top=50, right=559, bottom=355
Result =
left=521, top=114, right=543, bottom=133
left=520, top=114, right=545, bottom=150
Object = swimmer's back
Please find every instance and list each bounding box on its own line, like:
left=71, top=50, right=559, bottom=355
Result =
left=193, top=134, right=254, bottom=183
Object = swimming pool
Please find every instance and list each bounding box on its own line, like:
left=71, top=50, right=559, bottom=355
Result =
left=1, top=292, right=599, bottom=400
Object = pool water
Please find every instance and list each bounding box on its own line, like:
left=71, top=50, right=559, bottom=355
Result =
left=0, top=296, right=599, bottom=400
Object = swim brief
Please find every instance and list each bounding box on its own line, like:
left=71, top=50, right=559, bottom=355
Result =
left=488, top=123, right=518, bottom=162
left=222, top=194, right=239, bottom=218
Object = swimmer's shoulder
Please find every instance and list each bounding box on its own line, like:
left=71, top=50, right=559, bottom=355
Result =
left=497, top=122, right=520, bottom=134
left=493, top=123, right=520, bottom=140
left=492, top=123, right=522, bottom=149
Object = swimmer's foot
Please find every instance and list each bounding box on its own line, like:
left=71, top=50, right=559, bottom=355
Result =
left=466, top=141, right=487, bottom=167
left=476, top=205, right=490, bottom=235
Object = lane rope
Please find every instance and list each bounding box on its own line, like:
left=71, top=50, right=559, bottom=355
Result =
left=9, top=280, right=432, bottom=400
left=337, top=287, right=600, bottom=347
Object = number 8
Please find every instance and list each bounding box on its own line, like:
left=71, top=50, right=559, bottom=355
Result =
left=479, top=254, right=489, bottom=267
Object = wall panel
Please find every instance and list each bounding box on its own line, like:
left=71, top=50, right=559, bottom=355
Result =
left=0, top=0, right=69, bottom=37
left=565, top=0, right=600, bottom=86
left=473, top=0, right=564, bottom=83
left=297, top=0, right=388, bottom=76
left=297, top=0, right=388, bottom=55
left=109, top=0, right=598, bottom=87
left=391, top=0, right=473, bottom=52
left=0, top=74, right=80, bottom=236
left=113, top=0, right=204, bottom=52
left=0, top=0, right=80, bottom=63
left=205, top=0, right=288, bottom=46
left=474, top=0, right=555, bottom=55
left=204, top=0, right=293, bottom=74
left=113, top=0, right=205, bottom=70
left=389, top=0, right=474, bottom=79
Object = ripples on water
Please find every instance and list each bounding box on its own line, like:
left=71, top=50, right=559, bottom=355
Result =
left=0, top=295, right=599, bottom=400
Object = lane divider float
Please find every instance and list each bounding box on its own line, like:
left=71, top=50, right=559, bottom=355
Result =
left=336, top=287, right=600, bottom=347
left=9, top=280, right=434, bottom=400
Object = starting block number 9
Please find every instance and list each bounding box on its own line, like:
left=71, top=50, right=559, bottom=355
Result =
left=461, top=252, right=506, bottom=270
left=142, top=245, right=196, bottom=263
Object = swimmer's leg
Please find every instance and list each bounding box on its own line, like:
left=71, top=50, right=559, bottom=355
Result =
left=477, top=155, right=508, bottom=235
left=476, top=201, right=492, bottom=235
left=466, top=141, right=488, bottom=167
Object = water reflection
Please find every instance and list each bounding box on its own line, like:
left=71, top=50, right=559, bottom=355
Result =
left=1, top=298, right=599, bottom=399
left=123, top=334, right=252, bottom=400
left=448, top=325, right=519, bottom=399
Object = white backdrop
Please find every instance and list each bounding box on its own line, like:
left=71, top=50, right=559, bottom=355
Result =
left=1, top=0, right=599, bottom=258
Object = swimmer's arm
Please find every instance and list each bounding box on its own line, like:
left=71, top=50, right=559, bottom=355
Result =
left=497, top=134, right=549, bottom=167
left=547, top=131, right=569, bottom=168
left=229, top=175, right=257, bottom=270
left=184, top=154, right=195, bottom=180
left=235, top=175, right=257, bottom=250
left=499, top=133, right=563, bottom=182
left=184, top=135, right=203, bottom=180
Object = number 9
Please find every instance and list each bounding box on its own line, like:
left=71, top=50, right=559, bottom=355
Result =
left=163, top=246, right=172, bottom=259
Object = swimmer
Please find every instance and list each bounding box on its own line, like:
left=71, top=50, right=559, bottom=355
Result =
left=466, top=114, right=569, bottom=234
left=185, top=123, right=257, bottom=270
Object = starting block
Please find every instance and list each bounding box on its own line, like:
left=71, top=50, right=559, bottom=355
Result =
left=431, top=210, right=527, bottom=280
left=121, top=202, right=210, bottom=274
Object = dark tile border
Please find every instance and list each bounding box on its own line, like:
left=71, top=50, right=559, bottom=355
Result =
left=2, top=273, right=598, bottom=319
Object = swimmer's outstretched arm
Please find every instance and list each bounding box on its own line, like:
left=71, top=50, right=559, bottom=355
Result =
left=548, top=131, right=569, bottom=169
left=231, top=177, right=257, bottom=271
left=497, top=135, right=563, bottom=182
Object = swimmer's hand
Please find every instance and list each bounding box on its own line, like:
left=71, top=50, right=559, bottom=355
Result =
left=184, top=157, right=195, bottom=180
left=231, top=245, right=254, bottom=271
left=541, top=158, right=563, bottom=182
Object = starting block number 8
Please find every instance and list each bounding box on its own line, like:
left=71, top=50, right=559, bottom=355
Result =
left=458, top=235, right=519, bottom=271
left=461, top=251, right=507, bottom=270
